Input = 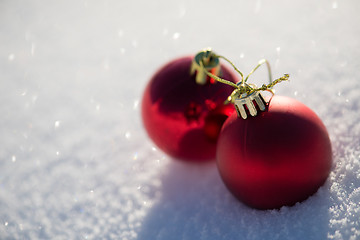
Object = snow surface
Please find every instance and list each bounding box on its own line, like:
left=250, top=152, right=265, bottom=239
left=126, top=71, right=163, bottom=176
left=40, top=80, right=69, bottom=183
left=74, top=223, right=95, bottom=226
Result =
left=0, top=0, right=360, bottom=239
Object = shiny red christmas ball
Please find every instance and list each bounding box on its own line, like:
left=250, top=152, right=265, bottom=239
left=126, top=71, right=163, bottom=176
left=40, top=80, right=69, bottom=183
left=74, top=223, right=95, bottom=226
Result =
left=142, top=56, right=237, bottom=161
left=216, top=95, right=332, bottom=209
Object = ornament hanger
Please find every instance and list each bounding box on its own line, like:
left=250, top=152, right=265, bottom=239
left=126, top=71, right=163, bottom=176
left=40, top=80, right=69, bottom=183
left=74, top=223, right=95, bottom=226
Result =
left=190, top=48, right=221, bottom=85
left=192, top=48, right=289, bottom=119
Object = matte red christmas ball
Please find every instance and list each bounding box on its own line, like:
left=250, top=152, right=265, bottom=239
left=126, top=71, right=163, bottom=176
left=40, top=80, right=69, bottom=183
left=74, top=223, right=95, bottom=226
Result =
left=142, top=54, right=238, bottom=161
left=216, top=95, right=332, bottom=209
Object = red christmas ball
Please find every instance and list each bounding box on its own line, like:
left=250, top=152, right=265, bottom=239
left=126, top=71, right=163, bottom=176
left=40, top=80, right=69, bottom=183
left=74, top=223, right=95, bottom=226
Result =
left=216, top=95, right=332, bottom=209
left=142, top=56, right=237, bottom=161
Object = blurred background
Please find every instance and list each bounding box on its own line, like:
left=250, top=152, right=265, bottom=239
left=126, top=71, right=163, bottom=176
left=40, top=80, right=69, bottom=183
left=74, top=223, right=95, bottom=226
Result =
left=0, top=0, right=359, bottom=239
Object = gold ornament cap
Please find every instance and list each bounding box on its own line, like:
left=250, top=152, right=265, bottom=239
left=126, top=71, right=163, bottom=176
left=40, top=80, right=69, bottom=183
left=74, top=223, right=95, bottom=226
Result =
left=233, top=83, right=268, bottom=119
left=190, top=48, right=221, bottom=85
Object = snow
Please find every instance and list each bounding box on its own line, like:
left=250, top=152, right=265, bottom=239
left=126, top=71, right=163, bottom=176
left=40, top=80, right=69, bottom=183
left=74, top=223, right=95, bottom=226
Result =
left=0, top=0, right=359, bottom=239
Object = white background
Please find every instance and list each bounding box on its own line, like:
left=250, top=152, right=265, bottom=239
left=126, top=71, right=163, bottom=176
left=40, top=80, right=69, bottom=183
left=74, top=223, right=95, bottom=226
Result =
left=0, top=0, right=359, bottom=239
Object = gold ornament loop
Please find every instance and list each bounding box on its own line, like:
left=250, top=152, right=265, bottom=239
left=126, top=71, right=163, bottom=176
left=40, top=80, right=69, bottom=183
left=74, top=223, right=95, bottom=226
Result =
left=195, top=49, right=289, bottom=119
